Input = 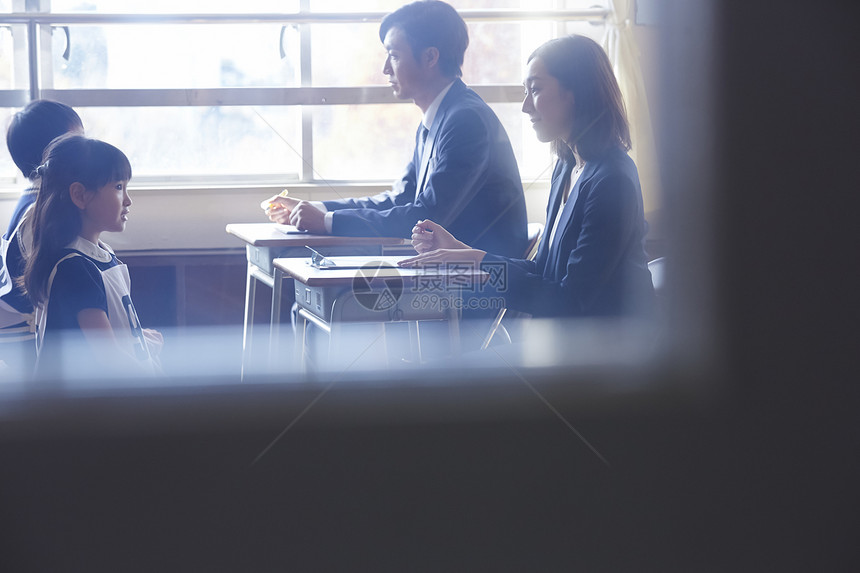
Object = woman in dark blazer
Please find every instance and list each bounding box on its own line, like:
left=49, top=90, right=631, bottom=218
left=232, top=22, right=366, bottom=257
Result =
left=400, top=34, right=655, bottom=319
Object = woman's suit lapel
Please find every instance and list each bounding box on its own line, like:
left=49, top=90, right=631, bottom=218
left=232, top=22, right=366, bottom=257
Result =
left=544, top=160, right=598, bottom=279
left=535, top=160, right=572, bottom=270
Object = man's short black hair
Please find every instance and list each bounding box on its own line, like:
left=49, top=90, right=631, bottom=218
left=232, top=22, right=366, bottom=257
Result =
left=379, top=1, right=469, bottom=78
left=6, top=100, right=83, bottom=180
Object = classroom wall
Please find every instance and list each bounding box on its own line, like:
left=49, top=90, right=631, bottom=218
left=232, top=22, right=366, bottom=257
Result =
left=1, top=180, right=553, bottom=251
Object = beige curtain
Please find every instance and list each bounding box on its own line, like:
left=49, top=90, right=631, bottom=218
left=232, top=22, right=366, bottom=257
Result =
left=602, top=0, right=661, bottom=215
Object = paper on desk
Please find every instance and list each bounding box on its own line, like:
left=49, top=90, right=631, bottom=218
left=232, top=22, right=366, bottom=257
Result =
left=308, top=256, right=405, bottom=270
left=274, top=224, right=307, bottom=235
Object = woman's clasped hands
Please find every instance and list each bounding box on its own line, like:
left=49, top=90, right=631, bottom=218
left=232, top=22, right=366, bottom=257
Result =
left=398, top=219, right=487, bottom=268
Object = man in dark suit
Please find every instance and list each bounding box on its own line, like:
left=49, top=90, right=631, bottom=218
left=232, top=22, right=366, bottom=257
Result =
left=264, top=0, right=527, bottom=259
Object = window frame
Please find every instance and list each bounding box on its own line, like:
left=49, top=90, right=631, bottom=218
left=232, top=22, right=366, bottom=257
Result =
left=0, top=4, right=610, bottom=185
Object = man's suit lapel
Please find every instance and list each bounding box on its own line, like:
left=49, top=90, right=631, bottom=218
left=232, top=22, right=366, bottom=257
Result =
left=415, top=80, right=465, bottom=199
left=416, top=120, right=439, bottom=198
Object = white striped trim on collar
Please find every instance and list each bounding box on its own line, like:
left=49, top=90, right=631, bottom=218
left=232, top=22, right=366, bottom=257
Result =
left=65, top=236, right=114, bottom=263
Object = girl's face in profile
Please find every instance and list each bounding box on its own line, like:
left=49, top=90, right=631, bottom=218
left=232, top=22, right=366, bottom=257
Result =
left=521, top=57, right=576, bottom=144
left=80, top=179, right=132, bottom=239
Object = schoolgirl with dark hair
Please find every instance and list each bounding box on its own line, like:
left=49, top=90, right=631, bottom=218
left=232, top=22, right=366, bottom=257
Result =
left=22, top=134, right=162, bottom=378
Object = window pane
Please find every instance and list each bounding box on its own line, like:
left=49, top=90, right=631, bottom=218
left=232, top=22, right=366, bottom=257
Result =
left=309, top=0, right=413, bottom=11
left=0, top=108, right=17, bottom=181
left=312, top=102, right=552, bottom=184
left=0, top=24, right=15, bottom=89
left=470, top=22, right=606, bottom=85
left=51, top=24, right=299, bottom=89
left=312, top=24, right=384, bottom=87
left=50, top=0, right=300, bottom=13
left=464, top=21, right=552, bottom=85
left=0, top=105, right=554, bottom=184
left=487, top=102, right=555, bottom=182
left=312, top=103, right=416, bottom=181
left=9, top=1, right=614, bottom=185
left=77, top=106, right=302, bottom=180
left=312, top=21, right=545, bottom=87
left=310, top=0, right=559, bottom=10
left=51, top=0, right=604, bottom=12
left=311, top=21, right=605, bottom=88
left=558, top=19, right=607, bottom=42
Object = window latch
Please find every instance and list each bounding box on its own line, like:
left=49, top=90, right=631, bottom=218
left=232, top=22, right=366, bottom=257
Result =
left=53, top=25, right=71, bottom=61
left=279, top=24, right=298, bottom=59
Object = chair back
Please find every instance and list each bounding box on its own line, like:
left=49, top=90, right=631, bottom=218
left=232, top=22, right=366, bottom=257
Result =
left=480, top=223, right=544, bottom=350
left=524, top=223, right=544, bottom=261
left=648, top=257, right=665, bottom=295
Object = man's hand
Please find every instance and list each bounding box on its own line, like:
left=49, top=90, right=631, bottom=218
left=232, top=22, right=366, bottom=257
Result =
left=290, top=201, right=328, bottom=234
left=411, top=219, right=469, bottom=253
left=261, top=193, right=299, bottom=224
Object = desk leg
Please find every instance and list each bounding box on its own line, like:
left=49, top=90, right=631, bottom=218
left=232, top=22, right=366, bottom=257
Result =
left=241, top=265, right=257, bottom=381
left=447, top=306, right=461, bottom=357
left=296, top=307, right=333, bottom=374
left=408, top=322, right=423, bottom=364
left=294, top=307, right=307, bottom=373
left=481, top=308, right=508, bottom=350
left=269, top=267, right=284, bottom=370
left=327, top=321, right=340, bottom=367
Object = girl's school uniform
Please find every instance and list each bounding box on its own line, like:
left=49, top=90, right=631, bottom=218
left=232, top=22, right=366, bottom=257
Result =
left=35, top=236, right=159, bottom=379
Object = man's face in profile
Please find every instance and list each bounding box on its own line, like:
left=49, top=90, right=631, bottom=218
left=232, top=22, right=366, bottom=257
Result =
left=382, top=26, right=424, bottom=101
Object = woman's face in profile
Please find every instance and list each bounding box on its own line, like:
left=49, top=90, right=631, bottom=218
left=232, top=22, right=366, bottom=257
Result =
left=521, top=57, right=576, bottom=144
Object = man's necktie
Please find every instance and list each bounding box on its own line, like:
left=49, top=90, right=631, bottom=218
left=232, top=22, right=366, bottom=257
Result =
left=416, top=125, right=430, bottom=199
left=417, top=125, right=429, bottom=163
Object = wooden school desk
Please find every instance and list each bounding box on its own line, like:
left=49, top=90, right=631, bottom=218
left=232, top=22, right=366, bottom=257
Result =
left=273, top=255, right=489, bottom=371
left=225, top=223, right=407, bottom=378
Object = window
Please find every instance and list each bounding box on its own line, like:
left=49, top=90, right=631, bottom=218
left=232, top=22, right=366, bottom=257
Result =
left=0, top=1, right=608, bottom=186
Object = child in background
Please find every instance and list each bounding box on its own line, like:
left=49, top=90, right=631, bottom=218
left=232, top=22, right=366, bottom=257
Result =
left=1, top=100, right=84, bottom=378
left=21, top=135, right=162, bottom=379
left=5, top=100, right=84, bottom=236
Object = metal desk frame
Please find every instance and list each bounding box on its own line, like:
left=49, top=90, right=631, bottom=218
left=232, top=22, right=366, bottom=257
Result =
left=274, top=256, right=488, bottom=373
left=226, top=224, right=406, bottom=379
